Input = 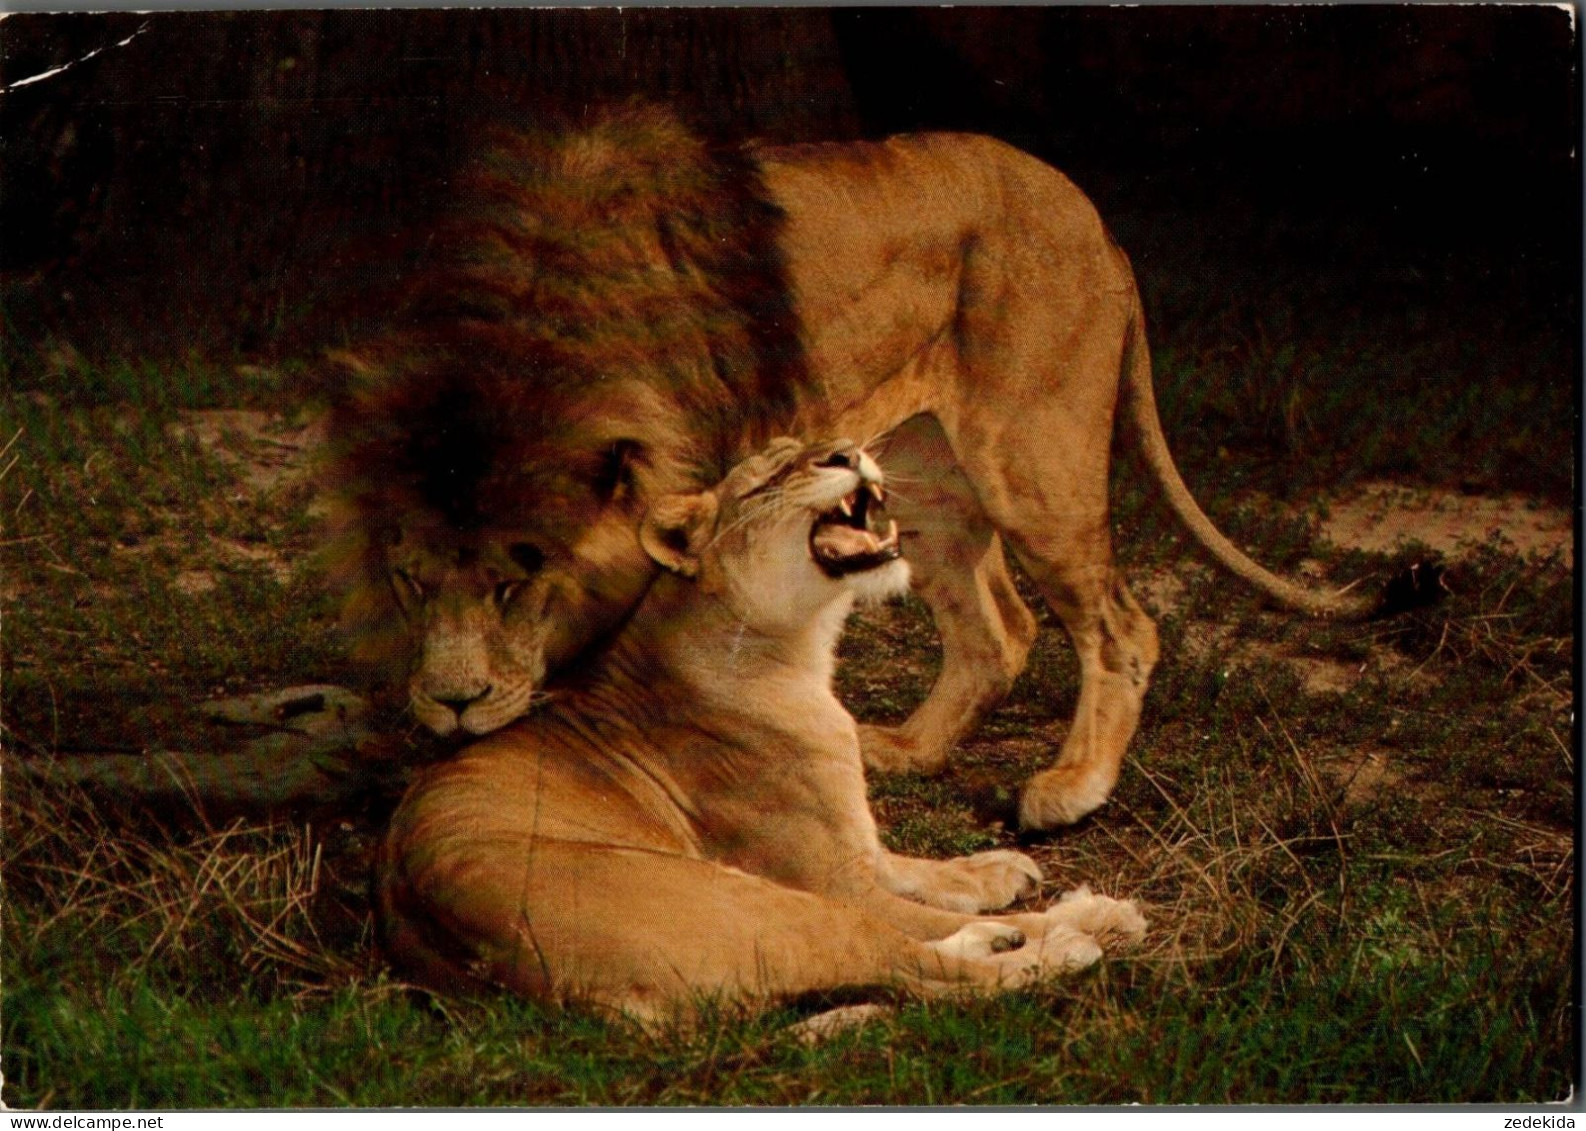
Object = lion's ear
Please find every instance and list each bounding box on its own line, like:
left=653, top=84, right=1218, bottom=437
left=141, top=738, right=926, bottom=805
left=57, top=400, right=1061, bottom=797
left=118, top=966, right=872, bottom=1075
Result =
left=639, top=492, right=717, bottom=577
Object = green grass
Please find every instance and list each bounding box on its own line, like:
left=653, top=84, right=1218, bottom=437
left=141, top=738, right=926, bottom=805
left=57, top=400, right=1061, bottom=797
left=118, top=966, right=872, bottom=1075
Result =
left=6, top=914, right=1566, bottom=1106
left=1, top=205, right=1575, bottom=1106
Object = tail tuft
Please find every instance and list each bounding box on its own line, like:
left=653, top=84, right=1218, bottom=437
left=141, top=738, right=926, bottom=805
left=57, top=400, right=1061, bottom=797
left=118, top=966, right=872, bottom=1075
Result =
left=1375, top=559, right=1451, bottom=618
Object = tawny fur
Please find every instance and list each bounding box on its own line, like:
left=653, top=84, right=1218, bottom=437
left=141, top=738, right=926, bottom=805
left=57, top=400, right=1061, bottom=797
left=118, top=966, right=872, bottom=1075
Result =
left=328, top=105, right=1380, bottom=830
left=377, top=439, right=1145, bottom=1025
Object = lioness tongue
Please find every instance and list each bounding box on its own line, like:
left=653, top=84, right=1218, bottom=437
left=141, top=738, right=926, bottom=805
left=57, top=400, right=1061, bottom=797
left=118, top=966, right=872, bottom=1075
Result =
left=813, top=524, right=880, bottom=560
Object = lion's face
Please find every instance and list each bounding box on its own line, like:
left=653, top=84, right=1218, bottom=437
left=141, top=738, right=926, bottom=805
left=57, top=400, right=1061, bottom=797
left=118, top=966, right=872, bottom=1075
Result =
left=328, top=349, right=701, bottom=738
left=640, top=437, right=909, bottom=635
left=379, top=508, right=655, bottom=737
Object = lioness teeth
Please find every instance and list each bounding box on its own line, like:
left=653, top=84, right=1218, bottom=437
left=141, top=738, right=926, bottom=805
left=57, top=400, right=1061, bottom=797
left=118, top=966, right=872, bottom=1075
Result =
left=808, top=476, right=903, bottom=576
left=812, top=524, right=881, bottom=559
left=811, top=510, right=902, bottom=575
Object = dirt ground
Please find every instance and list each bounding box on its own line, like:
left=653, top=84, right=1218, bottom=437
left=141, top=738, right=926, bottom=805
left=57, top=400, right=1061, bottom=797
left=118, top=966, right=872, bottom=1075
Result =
left=1320, top=480, right=1572, bottom=568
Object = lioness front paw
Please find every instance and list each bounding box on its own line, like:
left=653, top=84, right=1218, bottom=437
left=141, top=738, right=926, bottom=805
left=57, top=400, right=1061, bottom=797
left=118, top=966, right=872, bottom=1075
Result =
left=926, top=850, right=1043, bottom=913
left=927, top=920, right=1027, bottom=961
left=1045, top=884, right=1149, bottom=946
left=879, top=848, right=1043, bottom=913
left=980, top=924, right=1104, bottom=986
left=986, top=889, right=1145, bottom=985
left=1030, top=927, right=1106, bottom=974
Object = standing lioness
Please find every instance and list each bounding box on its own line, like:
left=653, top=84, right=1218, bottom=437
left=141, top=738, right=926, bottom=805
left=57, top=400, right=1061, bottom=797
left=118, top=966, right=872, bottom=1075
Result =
left=377, top=439, right=1144, bottom=1023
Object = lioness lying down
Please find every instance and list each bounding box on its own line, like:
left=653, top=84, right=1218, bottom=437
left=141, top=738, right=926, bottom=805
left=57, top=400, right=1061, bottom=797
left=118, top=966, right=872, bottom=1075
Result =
left=378, top=439, right=1145, bottom=1023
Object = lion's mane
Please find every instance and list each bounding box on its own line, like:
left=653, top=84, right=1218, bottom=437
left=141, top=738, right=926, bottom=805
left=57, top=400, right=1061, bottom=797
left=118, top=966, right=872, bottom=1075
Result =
left=323, top=106, right=812, bottom=676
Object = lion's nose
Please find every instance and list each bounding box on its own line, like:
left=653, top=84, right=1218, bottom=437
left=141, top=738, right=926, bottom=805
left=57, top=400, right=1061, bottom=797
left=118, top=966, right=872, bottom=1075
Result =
left=433, top=687, right=492, bottom=716
left=815, top=443, right=859, bottom=470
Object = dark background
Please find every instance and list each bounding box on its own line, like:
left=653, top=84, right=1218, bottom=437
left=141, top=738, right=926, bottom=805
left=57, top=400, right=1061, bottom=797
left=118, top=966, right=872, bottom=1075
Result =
left=1, top=7, right=1577, bottom=391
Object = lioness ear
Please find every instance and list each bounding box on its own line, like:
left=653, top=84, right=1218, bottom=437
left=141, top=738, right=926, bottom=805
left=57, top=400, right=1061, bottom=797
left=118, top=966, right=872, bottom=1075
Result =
left=639, top=492, right=717, bottom=577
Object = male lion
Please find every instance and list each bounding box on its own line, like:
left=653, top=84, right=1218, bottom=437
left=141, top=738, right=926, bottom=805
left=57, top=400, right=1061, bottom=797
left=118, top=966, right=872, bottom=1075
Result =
left=377, top=438, right=1146, bottom=1023
left=329, top=106, right=1387, bottom=831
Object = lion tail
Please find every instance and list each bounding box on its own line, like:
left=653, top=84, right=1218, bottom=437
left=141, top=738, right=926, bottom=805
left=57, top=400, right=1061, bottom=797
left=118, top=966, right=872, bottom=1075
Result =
left=1120, top=294, right=1439, bottom=620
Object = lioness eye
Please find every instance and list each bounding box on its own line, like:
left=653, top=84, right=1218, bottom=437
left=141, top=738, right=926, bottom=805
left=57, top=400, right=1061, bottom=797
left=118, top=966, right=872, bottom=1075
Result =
left=508, top=543, right=545, bottom=574
left=495, top=581, right=522, bottom=608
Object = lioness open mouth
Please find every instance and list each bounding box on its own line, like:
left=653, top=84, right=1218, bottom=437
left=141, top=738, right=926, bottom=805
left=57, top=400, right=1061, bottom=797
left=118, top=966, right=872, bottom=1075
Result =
left=810, top=480, right=902, bottom=577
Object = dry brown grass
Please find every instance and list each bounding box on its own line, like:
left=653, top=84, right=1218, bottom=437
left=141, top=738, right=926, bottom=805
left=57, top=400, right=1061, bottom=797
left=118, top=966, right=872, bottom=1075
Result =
left=3, top=770, right=368, bottom=995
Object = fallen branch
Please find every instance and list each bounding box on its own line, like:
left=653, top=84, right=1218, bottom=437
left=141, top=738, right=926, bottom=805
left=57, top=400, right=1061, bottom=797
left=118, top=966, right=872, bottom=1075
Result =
left=13, top=685, right=393, bottom=812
